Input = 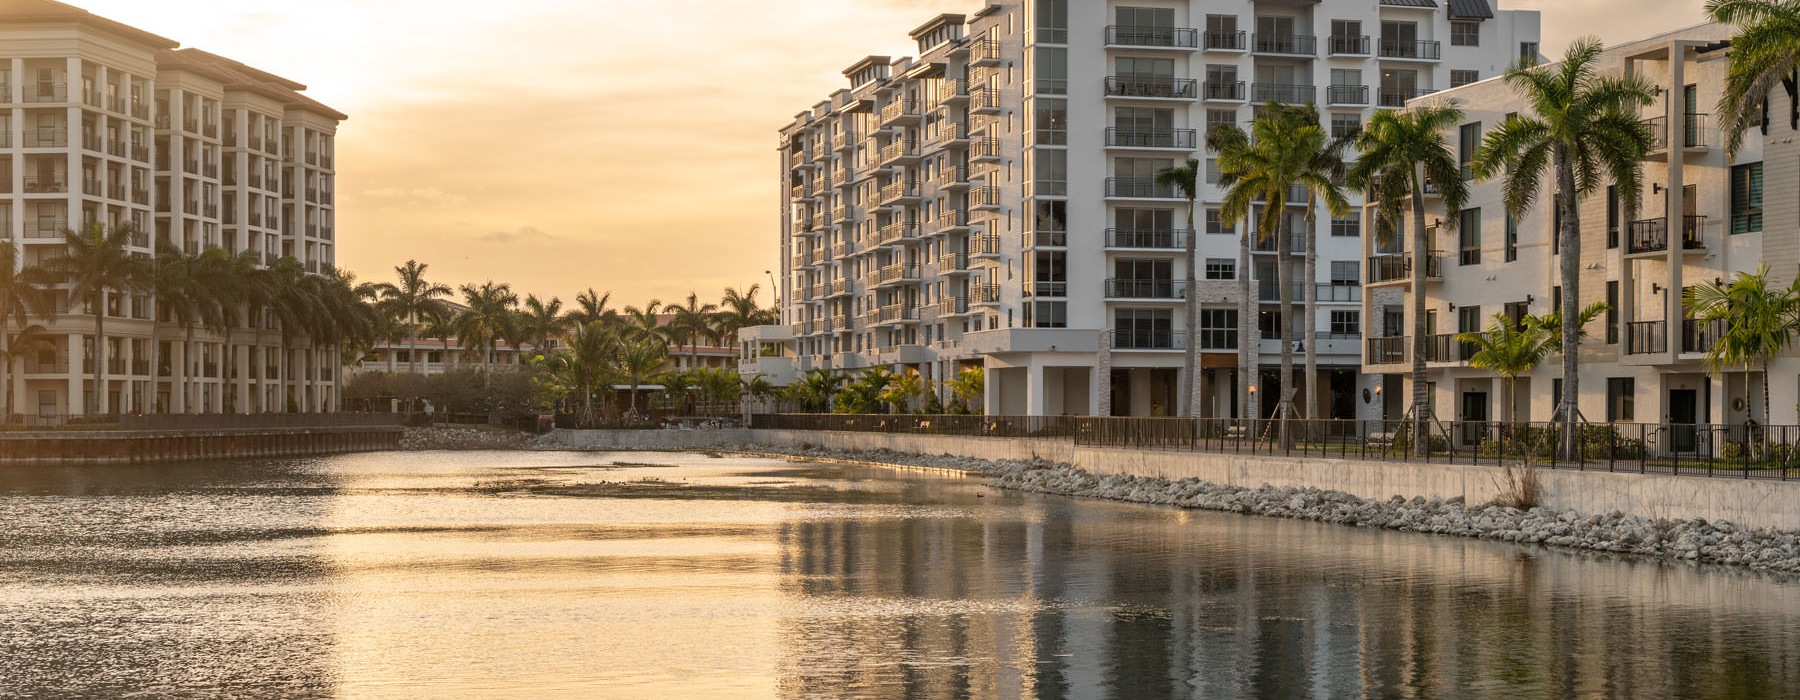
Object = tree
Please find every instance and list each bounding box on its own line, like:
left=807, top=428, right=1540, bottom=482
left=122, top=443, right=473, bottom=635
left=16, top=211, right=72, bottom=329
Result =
left=572, top=288, right=617, bottom=329
left=193, top=248, right=265, bottom=413
left=1685, top=265, right=1800, bottom=430
left=879, top=369, right=924, bottom=414
left=261, top=256, right=317, bottom=411
left=666, top=292, right=719, bottom=372
left=454, top=281, right=521, bottom=379
left=621, top=300, right=667, bottom=345
left=1348, top=104, right=1471, bottom=454
left=149, top=243, right=210, bottom=413
left=373, top=260, right=453, bottom=375
left=1276, top=104, right=1353, bottom=420
left=1, top=242, right=54, bottom=420
left=549, top=320, right=617, bottom=427
left=1470, top=38, right=1657, bottom=447
left=616, top=334, right=667, bottom=417
left=717, top=284, right=777, bottom=340
left=1209, top=104, right=1348, bottom=443
left=1708, top=0, right=1800, bottom=156
left=1156, top=158, right=1203, bottom=418
left=1456, top=312, right=1553, bottom=426
left=519, top=294, right=569, bottom=356
left=784, top=368, right=840, bottom=413
left=948, top=366, right=985, bottom=414
left=45, top=222, right=153, bottom=415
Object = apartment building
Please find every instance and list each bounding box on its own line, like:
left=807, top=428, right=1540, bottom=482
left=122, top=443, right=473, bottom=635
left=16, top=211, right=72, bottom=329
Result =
left=1, top=0, right=343, bottom=417
left=773, top=0, right=1537, bottom=417
left=1360, top=22, right=1800, bottom=442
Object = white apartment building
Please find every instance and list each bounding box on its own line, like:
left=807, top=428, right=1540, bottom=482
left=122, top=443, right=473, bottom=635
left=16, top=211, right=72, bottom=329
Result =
left=1, top=0, right=342, bottom=417
left=1360, top=22, right=1800, bottom=443
left=773, top=0, right=1537, bottom=417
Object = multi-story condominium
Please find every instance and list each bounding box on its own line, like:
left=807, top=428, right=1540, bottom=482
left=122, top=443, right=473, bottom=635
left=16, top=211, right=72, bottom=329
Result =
left=1, top=0, right=342, bottom=417
left=774, top=0, right=1538, bottom=417
left=1360, top=22, right=1800, bottom=442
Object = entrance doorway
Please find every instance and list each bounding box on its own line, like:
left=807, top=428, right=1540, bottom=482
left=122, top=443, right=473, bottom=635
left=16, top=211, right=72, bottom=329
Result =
left=1461, top=391, right=1488, bottom=446
left=1669, top=388, right=1698, bottom=452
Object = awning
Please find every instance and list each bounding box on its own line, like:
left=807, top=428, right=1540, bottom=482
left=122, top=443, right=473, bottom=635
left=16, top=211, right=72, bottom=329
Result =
left=1448, top=0, right=1495, bottom=19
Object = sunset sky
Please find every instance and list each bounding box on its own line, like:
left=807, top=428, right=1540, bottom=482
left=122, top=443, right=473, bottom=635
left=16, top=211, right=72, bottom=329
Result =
left=72, top=0, right=1711, bottom=307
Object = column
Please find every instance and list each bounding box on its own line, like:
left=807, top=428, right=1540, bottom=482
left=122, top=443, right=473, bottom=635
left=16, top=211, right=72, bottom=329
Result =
left=1025, top=362, right=1047, bottom=416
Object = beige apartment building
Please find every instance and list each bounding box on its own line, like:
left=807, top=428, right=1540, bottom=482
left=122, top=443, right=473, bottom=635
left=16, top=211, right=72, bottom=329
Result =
left=0, top=0, right=342, bottom=417
left=1362, top=22, right=1800, bottom=444
left=769, top=0, right=1537, bottom=417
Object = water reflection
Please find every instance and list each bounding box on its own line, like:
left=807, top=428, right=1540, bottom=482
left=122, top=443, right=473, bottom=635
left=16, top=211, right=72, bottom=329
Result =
left=0, top=451, right=1795, bottom=698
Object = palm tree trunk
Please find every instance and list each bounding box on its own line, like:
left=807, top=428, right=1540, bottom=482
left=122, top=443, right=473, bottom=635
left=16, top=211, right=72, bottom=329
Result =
left=1238, top=220, right=1254, bottom=422
left=93, top=291, right=106, bottom=416
left=1, top=331, right=12, bottom=421
left=148, top=296, right=161, bottom=413
left=1277, top=193, right=1296, bottom=448
left=1184, top=195, right=1200, bottom=418
left=1411, top=170, right=1430, bottom=456
left=1555, top=152, right=1581, bottom=459
left=1303, top=193, right=1319, bottom=421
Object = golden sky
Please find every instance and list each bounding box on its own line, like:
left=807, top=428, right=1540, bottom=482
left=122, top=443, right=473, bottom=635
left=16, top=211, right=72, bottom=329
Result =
left=71, top=0, right=1710, bottom=307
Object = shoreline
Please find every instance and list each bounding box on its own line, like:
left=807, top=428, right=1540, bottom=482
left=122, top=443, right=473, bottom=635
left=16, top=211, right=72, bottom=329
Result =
left=506, top=430, right=1800, bottom=576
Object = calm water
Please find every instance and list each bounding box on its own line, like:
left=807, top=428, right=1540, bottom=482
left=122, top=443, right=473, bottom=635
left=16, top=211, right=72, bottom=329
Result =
left=1, top=450, right=1797, bottom=699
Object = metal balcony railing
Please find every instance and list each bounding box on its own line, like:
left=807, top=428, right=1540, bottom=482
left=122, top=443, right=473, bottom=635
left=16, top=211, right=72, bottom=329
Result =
left=1326, top=85, right=1369, bottom=105
left=1202, top=80, right=1245, bottom=101
left=1113, top=331, right=1185, bottom=350
left=1104, top=76, right=1197, bottom=99
left=1106, top=128, right=1197, bottom=149
left=1379, top=39, right=1442, bottom=60
left=1367, top=336, right=1406, bottom=364
left=1626, top=216, right=1704, bottom=254
left=1627, top=320, right=1668, bottom=355
left=1328, top=35, right=1370, bottom=55
left=1252, top=82, right=1315, bottom=104
left=1105, top=25, right=1200, bottom=49
left=1105, top=278, right=1185, bottom=299
left=1252, top=34, right=1315, bottom=55
left=1105, top=228, right=1188, bottom=249
left=1204, top=31, right=1246, bottom=51
left=1106, top=178, right=1181, bottom=198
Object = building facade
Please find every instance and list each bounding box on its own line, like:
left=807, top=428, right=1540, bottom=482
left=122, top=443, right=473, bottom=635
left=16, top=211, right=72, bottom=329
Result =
left=774, top=0, right=1537, bottom=417
left=1360, top=22, right=1800, bottom=440
left=1, top=0, right=342, bottom=417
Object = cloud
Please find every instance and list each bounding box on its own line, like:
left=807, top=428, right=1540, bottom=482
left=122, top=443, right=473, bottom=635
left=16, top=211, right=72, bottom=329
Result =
left=477, top=226, right=558, bottom=244
left=359, top=187, right=467, bottom=208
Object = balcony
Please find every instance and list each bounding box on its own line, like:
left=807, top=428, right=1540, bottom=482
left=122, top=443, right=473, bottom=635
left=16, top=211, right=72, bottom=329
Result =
left=1315, top=283, right=1362, bottom=303
left=971, top=136, right=1002, bottom=162
left=1626, top=216, right=1704, bottom=254
left=971, top=38, right=1002, bottom=66
left=876, top=221, right=920, bottom=246
left=25, top=129, right=67, bottom=148
left=1105, top=25, right=1199, bottom=49
left=1250, top=231, right=1306, bottom=253
left=1105, top=228, right=1187, bottom=249
left=970, top=185, right=1003, bottom=210
left=1328, top=35, right=1370, bottom=55
left=939, top=252, right=970, bottom=273
left=971, top=283, right=1003, bottom=304
left=1378, top=88, right=1435, bottom=108
left=1252, top=34, right=1315, bottom=56
left=1251, top=83, right=1315, bottom=104
left=1683, top=319, right=1726, bottom=354
left=881, top=99, right=921, bottom=125
left=1378, top=39, right=1442, bottom=61
left=1367, top=251, right=1442, bottom=283
left=1326, top=85, right=1369, bottom=106
left=1114, top=331, right=1185, bottom=350
left=940, top=166, right=970, bottom=188
left=878, top=180, right=920, bottom=204
left=1646, top=114, right=1710, bottom=152
left=1204, top=31, right=1246, bottom=51
left=970, top=86, right=1003, bottom=114
left=1104, top=76, right=1197, bottom=100
left=1105, top=178, right=1180, bottom=199
left=1106, top=128, right=1197, bottom=149
left=970, top=233, right=1004, bottom=257
left=1202, top=80, right=1245, bottom=101
left=1626, top=320, right=1668, bottom=355
left=23, top=176, right=65, bottom=194
left=878, top=139, right=919, bottom=165
left=1025, top=280, right=1068, bottom=298
left=935, top=210, right=970, bottom=231
left=1105, top=278, right=1185, bottom=300
left=1421, top=333, right=1477, bottom=363
left=876, top=304, right=920, bottom=325
left=1366, top=336, right=1406, bottom=365
left=872, top=264, right=921, bottom=287
left=940, top=79, right=968, bottom=103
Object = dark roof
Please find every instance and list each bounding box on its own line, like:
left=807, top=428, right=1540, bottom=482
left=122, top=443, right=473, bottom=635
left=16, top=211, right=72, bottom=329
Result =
left=1379, top=0, right=1438, bottom=7
left=0, top=0, right=178, bottom=48
left=1448, top=0, right=1495, bottom=19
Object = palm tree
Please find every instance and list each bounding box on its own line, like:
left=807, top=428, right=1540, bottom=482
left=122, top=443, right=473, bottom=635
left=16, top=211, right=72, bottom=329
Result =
left=519, top=295, right=569, bottom=356
left=1155, top=158, right=1203, bottom=417
left=1206, top=125, right=1262, bottom=422
left=785, top=368, right=841, bottom=413
left=666, top=292, right=718, bottom=372
left=373, top=260, right=453, bottom=375
left=1708, top=0, right=1800, bottom=156
left=551, top=319, right=618, bottom=427
left=2, top=243, right=55, bottom=420
left=617, top=334, right=667, bottom=417
left=454, top=281, right=520, bottom=378
left=1685, top=265, right=1800, bottom=431
left=1470, top=38, right=1658, bottom=445
left=45, top=222, right=153, bottom=415
left=572, top=288, right=617, bottom=329
left=261, top=256, right=317, bottom=411
left=880, top=369, right=925, bottom=414
left=621, top=300, right=667, bottom=344
left=149, top=243, right=209, bottom=413
left=716, top=285, right=776, bottom=340
left=1276, top=104, right=1353, bottom=420
left=1457, top=312, right=1553, bottom=427
left=1348, top=104, right=1471, bottom=454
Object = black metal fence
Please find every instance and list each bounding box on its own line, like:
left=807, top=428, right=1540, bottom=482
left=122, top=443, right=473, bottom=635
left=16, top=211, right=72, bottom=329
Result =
left=3, top=412, right=403, bottom=431
left=750, top=414, right=1800, bottom=481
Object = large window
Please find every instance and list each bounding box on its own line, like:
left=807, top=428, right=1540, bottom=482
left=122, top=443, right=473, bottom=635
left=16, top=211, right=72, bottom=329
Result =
left=1331, top=260, right=1359, bottom=286
left=1459, top=208, right=1481, bottom=265
left=1205, top=258, right=1236, bottom=280
left=1330, top=310, right=1360, bottom=336
left=1607, top=377, right=1635, bottom=422
left=1504, top=213, right=1518, bottom=262
left=1330, top=113, right=1361, bottom=139
left=1451, top=21, right=1480, bottom=47
left=1450, top=70, right=1479, bottom=88
left=1459, top=122, right=1481, bottom=180
left=1036, top=0, right=1068, bottom=43
left=1034, top=48, right=1067, bottom=95
left=1606, top=281, right=1619, bottom=344
left=1200, top=309, right=1237, bottom=349
left=1733, top=162, right=1764, bottom=234
left=1116, top=308, right=1174, bottom=349
left=1033, top=301, right=1068, bottom=328
left=1205, top=208, right=1232, bottom=234
left=1331, top=216, right=1359, bottom=237
left=1033, top=98, right=1068, bottom=145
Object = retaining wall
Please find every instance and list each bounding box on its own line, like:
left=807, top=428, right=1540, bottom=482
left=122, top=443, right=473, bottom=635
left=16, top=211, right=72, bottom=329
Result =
left=0, top=426, right=404, bottom=466
left=553, top=428, right=1800, bottom=531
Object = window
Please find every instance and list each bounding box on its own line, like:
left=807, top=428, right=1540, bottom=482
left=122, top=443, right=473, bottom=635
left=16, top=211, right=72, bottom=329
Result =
left=1035, top=48, right=1067, bottom=94
left=1330, top=310, right=1360, bottom=336
left=1036, top=0, right=1068, bottom=43
left=1459, top=208, right=1481, bottom=265
left=1033, top=301, right=1068, bottom=328
left=1504, top=213, right=1518, bottom=262
left=1331, top=260, right=1359, bottom=286
left=1206, top=108, right=1236, bottom=131
left=1552, top=378, right=1563, bottom=409
left=1459, top=122, right=1480, bottom=179
left=1205, top=208, right=1233, bottom=234
left=1606, top=280, right=1619, bottom=344
left=1607, top=377, right=1635, bottom=422
left=1116, top=308, right=1174, bottom=348
left=1450, top=70, right=1479, bottom=88
left=1520, top=42, right=1539, bottom=64
left=1200, top=309, right=1237, bottom=349
left=1036, top=200, right=1067, bottom=233
left=1733, top=162, right=1764, bottom=234
left=1034, top=99, right=1068, bottom=144
left=1205, top=258, right=1236, bottom=280
left=1330, top=113, right=1361, bottom=139
left=1451, top=21, right=1480, bottom=47
left=1331, top=215, right=1359, bottom=237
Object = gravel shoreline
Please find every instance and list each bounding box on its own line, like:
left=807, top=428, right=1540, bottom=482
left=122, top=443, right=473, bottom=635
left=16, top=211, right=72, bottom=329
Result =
left=460, top=433, right=1800, bottom=574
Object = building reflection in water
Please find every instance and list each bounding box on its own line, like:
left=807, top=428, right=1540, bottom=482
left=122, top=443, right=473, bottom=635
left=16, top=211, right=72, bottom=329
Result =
left=774, top=489, right=1800, bottom=699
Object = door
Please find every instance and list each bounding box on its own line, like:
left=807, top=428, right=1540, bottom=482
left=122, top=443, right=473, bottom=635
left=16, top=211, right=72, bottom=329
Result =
left=1669, top=388, right=1698, bottom=452
left=1461, top=391, right=1488, bottom=446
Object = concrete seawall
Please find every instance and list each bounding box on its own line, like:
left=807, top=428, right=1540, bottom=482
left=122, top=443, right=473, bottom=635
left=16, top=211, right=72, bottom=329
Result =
left=0, top=426, right=403, bottom=466
left=554, top=428, right=1800, bottom=532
